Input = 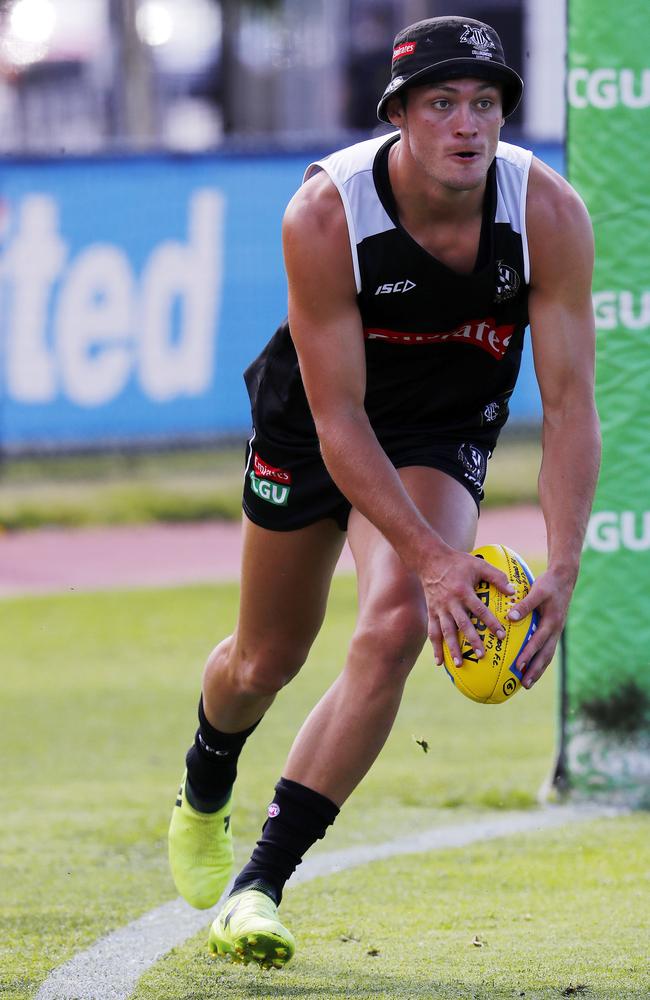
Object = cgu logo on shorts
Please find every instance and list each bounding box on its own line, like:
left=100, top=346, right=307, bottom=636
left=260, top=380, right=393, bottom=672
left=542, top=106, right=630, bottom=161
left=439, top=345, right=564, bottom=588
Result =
left=584, top=511, right=650, bottom=552
left=568, top=68, right=650, bottom=109
left=250, top=452, right=292, bottom=506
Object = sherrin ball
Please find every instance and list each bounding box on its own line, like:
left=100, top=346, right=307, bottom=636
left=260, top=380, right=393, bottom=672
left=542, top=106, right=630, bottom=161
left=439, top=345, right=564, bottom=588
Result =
left=442, top=543, right=538, bottom=704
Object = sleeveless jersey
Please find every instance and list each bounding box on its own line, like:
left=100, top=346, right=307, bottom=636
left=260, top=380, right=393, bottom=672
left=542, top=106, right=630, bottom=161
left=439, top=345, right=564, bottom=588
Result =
left=244, top=133, right=533, bottom=453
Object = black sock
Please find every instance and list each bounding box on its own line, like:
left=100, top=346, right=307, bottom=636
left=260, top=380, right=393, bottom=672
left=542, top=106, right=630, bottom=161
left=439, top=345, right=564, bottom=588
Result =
left=185, top=696, right=261, bottom=812
left=230, top=777, right=340, bottom=904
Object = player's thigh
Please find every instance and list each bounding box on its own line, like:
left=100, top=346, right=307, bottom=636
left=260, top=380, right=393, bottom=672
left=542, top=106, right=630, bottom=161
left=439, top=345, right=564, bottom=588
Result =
left=401, top=464, right=479, bottom=552
left=235, top=512, right=346, bottom=659
left=349, top=466, right=478, bottom=617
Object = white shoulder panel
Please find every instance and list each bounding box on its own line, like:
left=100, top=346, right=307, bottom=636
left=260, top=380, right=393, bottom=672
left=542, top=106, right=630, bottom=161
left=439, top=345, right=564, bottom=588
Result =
left=495, top=141, right=533, bottom=284
left=304, top=134, right=397, bottom=293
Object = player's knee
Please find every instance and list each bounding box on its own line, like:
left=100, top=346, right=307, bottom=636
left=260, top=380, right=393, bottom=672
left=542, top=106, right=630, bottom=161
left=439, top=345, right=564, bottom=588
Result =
left=232, top=640, right=311, bottom=697
left=352, top=600, right=428, bottom=676
left=204, top=633, right=311, bottom=698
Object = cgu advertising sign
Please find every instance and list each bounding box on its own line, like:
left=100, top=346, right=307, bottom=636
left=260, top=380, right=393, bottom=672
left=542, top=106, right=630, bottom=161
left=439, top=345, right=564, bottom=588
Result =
left=0, top=153, right=296, bottom=449
left=562, top=0, right=650, bottom=805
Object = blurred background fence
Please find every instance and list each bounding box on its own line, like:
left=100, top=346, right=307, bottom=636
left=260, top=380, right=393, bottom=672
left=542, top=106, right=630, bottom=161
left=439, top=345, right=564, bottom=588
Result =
left=0, top=0, right=565, bottom=455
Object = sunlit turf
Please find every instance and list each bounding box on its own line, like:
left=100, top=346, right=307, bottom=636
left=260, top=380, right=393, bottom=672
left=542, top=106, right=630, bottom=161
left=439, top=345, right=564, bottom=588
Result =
left=4, top=568, right=641, bottom=1000
left=132, top=814, right=650, bottom=1000
left=0, top=435, right=541, bottom=529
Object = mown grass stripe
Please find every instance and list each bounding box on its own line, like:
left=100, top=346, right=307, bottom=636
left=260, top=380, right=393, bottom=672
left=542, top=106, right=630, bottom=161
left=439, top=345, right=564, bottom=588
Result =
left=35, top=805, right=615, bottom=1000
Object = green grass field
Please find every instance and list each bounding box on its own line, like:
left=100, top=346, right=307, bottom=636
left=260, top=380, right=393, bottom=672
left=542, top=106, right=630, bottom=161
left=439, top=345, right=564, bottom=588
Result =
left=2, top=575, right=648, bottom=999
left=0, top=435, right=541, bottom=530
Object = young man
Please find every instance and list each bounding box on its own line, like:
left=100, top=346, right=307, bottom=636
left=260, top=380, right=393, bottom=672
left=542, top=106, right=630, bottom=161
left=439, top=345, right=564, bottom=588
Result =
left=168, top=16, right=600, bottom=969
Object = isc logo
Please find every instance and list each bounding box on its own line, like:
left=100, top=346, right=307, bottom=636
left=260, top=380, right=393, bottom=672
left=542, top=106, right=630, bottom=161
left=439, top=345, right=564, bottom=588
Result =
left=375, top=280, right=416, bottom=295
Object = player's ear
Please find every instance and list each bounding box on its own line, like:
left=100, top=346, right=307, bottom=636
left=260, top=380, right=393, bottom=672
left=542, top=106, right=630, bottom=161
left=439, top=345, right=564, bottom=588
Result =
left=386, top=95, right=406, bottom=127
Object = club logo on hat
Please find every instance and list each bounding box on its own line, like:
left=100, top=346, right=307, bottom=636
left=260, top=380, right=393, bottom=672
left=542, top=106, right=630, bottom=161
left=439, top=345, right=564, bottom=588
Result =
left=459, top=24, right=496, bottom=60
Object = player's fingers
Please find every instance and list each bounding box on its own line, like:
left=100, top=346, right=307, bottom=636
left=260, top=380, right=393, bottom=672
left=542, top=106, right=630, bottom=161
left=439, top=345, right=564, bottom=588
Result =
left=451, top=606, right=484, bottom=659
left=508, top=598, right=531, bottom=621
left=439, top=612, right=462, bottom=666
left=520, top=636, right=558, bottom=689
left=514, top=614, right=554, bottom=678
left=428, top=619, right=445, bottom=667
left=478, top=561, right=515, bottom=598
left=507, top=578, right=546, bottom=621
left=513, top=617, right=545, bottom=671
left=466, top=594, right=506, bottom=641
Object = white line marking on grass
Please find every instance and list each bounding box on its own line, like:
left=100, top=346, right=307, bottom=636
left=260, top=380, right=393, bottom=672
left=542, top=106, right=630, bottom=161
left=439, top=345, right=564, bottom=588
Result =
left=36, top=804, right=618, bottom=1000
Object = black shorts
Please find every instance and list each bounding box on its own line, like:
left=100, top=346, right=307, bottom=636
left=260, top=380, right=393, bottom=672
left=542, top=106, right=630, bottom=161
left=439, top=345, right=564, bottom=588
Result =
left=242, top=427, right=494, bottom=533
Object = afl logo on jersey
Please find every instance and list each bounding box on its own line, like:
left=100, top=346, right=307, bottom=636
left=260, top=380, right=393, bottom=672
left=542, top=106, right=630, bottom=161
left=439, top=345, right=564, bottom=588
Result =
left=495, top=260, right=521, bottom=303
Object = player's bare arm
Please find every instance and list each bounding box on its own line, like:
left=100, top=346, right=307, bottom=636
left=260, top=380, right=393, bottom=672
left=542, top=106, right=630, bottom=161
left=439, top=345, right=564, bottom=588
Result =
left=283, top=172, right=512, bottom=665
left=508, top=159, right=600, bottom=687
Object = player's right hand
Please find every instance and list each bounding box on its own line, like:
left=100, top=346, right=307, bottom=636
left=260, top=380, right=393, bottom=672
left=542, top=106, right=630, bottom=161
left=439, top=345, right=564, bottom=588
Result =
left=421, top=548, right=514, bottom=668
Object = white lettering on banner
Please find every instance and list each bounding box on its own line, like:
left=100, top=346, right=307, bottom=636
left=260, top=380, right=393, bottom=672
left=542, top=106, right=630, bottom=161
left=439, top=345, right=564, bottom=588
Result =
left=593, top=290, right=650, bottom=331
left=585, top=511, right=650, bottom=553
left=2, top=188, right=225, bottom=408
left=56, top=246, right=134, bottom=406
left=138, top=189, right=224, bottom=402
left=568, top=67, right=650, bottom=109
left=4, top=196, right=68, bottom=402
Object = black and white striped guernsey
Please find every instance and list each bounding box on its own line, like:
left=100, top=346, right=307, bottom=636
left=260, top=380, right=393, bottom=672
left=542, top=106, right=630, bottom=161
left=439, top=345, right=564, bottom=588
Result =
left=244, top=132, right=533, bottom=454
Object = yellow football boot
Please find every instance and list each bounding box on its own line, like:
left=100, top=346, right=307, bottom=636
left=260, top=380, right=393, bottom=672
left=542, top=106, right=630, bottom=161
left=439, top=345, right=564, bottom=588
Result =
left=208, top=888, right=296, bottom=969
left=168, top=772, right=233, bottom=909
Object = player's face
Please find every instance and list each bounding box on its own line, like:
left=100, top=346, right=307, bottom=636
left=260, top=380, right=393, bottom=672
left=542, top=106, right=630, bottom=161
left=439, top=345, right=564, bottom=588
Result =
left=391, top=78, right=504, bottom=193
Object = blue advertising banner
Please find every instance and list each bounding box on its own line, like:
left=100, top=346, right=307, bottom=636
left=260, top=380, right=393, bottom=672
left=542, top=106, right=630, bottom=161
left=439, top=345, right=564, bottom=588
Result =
left=0, top=143, right=559, bottom=451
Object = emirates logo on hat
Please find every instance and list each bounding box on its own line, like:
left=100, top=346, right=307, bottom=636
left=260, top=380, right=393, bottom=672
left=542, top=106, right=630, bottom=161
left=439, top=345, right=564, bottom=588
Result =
left=393, top=41, right=416, bottom=62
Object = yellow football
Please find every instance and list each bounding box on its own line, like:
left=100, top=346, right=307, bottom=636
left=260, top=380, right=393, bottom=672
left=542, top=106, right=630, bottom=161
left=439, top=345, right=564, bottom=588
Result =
left=442, top=543, right=538, bottom=704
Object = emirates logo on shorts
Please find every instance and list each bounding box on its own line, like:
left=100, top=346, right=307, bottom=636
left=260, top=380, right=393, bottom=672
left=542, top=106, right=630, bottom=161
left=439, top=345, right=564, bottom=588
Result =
left=253, top=452, right=291, bottom=484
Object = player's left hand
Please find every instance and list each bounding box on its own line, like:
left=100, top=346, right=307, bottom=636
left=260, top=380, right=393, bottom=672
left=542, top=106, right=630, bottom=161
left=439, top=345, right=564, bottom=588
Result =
left=506, top=567, right=575, bottom=689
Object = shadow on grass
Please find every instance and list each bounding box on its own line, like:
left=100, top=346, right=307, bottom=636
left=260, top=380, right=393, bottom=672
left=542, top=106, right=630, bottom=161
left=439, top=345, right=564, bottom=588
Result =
left=164, top=957, right=650, bottom=1000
